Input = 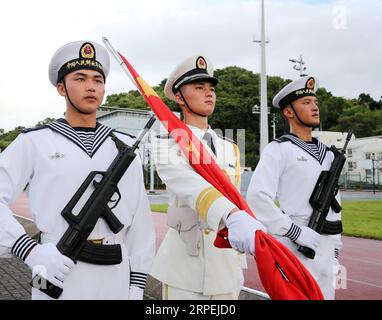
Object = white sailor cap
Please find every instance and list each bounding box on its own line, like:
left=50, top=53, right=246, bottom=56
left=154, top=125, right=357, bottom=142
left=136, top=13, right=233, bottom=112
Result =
left=273, top=76, right=319, bottom=109
left=164, top=55, right=218, bottom=101
left=48, top=40, right=110, bottom=86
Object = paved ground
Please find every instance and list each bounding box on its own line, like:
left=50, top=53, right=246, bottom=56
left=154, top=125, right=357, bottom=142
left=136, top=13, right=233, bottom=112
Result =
left=0, top=257, right=31, bottom=300
left=1, top=192, right=381, bottom=300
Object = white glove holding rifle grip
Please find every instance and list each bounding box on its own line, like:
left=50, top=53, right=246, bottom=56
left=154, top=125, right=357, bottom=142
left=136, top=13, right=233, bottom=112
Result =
left=25, top=242, right=75, bottom=289
left=225, top=210, right=267, bottom=255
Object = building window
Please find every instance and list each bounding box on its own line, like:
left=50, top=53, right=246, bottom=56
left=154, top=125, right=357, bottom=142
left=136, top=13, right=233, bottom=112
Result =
left=348, top=162, right=356, bottom=171
left=365, top=152, right=371, bottom=160
left=378, top=152, right=382, bottom=161
left=348, top=149, right=352, bottom=158
left=366, top=169, right=372, bottom=176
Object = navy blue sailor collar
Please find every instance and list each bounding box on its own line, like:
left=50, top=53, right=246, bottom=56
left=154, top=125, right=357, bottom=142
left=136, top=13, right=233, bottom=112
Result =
left=276, top=133, right=329, bottom=164
left=46, top=118, right=113, bottom=158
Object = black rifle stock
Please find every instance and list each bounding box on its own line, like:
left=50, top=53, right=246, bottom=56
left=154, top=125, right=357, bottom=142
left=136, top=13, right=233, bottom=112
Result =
left=297, top=131, right=352, bottom=259
left=31, top=116, right=156, bottom=299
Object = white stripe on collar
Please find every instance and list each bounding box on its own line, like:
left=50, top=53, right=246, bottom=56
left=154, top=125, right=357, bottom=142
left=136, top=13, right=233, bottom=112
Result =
left=47, top=119, right=113, bottom=157
left=281, top=134, right=328, bottom=164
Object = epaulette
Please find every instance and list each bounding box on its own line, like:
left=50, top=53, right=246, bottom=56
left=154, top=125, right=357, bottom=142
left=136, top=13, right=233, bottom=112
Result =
left=216, top=134, right=235, bottom=144
left=21, top=125, right=49, bottom=134
left=112, top=130, right=136, bottom=139
left=156, top=133, right=172, bottom=139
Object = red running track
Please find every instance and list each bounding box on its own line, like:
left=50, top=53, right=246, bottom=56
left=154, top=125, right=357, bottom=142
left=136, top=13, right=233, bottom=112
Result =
left=10, top=193, right=382, bottom=300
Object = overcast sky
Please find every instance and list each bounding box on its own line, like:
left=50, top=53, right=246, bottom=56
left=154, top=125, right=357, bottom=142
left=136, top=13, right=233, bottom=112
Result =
left=0, top=0, right=381, bottom=132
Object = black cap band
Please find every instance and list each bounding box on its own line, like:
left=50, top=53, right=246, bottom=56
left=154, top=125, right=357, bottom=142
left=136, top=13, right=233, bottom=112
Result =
left=56, top=42, right=105, bottom=84
left=279, top=89, right=316, bottom=109
left=172, top=68, right=218, bottom=94
left=57, top=58, right=105, bottom=84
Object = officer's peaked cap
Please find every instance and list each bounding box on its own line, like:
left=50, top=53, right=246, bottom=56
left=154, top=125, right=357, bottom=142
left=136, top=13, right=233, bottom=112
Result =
left=164, top=55, right=218, bottom=101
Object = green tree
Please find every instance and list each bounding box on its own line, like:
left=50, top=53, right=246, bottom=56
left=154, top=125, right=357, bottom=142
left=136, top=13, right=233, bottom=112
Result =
left=0, top=126, right=26, bottom=150
left=3, top=69, right=380, bottom=162
left=358, top=93, right=381, bottom=111
left=104, top=79, right=178, bottom=112
left=331, top=104, right=382, bottom=137
left=36, top=118, right=56, bottom=126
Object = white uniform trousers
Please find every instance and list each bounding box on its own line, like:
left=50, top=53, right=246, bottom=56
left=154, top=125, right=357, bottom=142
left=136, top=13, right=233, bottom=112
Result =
left=276, top=234, right=340, bottom=300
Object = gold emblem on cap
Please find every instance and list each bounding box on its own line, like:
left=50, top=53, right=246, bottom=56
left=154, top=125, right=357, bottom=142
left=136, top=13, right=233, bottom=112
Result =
left=81, top=43, right=95, bottom=59
left=196, top=56, right=207, bottom=70
left=306, top=77, right=315, bottom=90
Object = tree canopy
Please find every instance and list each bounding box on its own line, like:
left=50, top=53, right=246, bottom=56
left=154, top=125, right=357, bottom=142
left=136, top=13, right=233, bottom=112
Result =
left=1, top=67, right=381, bottom=168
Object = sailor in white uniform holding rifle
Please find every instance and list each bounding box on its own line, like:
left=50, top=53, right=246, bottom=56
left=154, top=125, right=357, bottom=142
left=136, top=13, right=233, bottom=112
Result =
left=0, top=40, right=155, bottom=300
left=246, top=76, right=343, bottom=299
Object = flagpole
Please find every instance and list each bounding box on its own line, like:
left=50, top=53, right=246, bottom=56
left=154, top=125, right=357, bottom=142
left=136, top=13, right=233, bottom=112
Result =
left=259, top=0, right=269, bottom=154
left=102, top=37, right=140, bottom=90
left=100, top=41, right=324, bottom=300
left=102, top=37, right=157, bottom=193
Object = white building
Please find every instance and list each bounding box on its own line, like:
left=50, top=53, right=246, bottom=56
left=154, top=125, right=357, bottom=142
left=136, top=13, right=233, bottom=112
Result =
left=96, top=106, right=181, bottom=191
left=312, top=130, right=382, bottom=185
left=97, top=106, right=163, bottom=137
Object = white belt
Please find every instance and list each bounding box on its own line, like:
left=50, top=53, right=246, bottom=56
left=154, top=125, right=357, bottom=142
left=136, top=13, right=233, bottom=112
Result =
left=167, top=207, right=211, bottom=257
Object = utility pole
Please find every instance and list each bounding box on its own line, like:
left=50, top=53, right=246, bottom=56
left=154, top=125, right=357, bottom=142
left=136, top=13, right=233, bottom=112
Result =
left=289, top=54, right=307, bottom=77
left=253, top=0, right=269, bottom=154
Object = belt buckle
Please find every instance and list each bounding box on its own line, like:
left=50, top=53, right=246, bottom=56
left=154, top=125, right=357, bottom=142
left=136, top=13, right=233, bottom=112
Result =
left=89, top=238, right=105, bottom=245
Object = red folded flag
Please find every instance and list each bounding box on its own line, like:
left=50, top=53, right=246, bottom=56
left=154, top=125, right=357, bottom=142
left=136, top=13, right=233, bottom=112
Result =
left=117, top=51, right=323, bottom=300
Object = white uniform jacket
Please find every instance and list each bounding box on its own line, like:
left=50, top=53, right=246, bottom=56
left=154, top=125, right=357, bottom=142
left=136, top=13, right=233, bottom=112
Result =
left=0, top=119, right=155, bottom=299
left=246, top=134, right=342, bottom=298
left=150, top=125, right=246, bottom=296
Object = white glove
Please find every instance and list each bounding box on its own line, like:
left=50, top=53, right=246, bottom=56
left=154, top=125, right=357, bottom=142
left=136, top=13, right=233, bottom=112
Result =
left=25, top=242, right=75, bottom=289
left=295, top=226, right=320, bottom=250
left=129, top=286, right=144, bottom=300
left=225, top=210, right=267, bottom=255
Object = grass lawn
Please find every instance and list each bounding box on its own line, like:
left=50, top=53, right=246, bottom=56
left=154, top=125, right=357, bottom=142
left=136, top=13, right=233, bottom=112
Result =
left=342, top=200, right=382, bottom=240
left=151, top=200, right=382, bottom=240
left=150, top=204, right=168, bottom=213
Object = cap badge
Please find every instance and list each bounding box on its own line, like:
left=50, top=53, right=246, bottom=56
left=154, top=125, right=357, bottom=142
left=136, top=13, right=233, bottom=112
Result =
left=306, top=77, right=315, bottom=90
left=196, top=56, right=207, bottom=70
left=80, top=43, right=95, bottom=59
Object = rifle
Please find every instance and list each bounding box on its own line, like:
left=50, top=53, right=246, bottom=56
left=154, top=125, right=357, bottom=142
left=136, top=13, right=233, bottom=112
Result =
left=297, top=131, right=352, bottom=259
left=31, top=116, right=156, bottom=299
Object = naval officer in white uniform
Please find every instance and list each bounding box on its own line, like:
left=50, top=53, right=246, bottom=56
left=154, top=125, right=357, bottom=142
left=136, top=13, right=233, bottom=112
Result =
left=150, top=55, right=266, bottom=300
left=246, top=76, right=342, bottom=299
left=0, top=40, right=155, bottom=300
